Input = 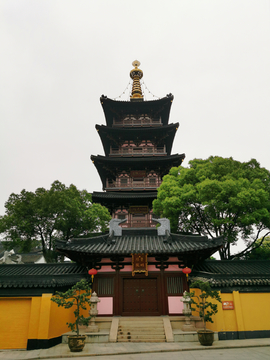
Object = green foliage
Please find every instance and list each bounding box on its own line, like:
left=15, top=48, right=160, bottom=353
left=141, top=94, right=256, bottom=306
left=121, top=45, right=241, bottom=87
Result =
left=245, top=236, right=270, bottom=260
left=0, top=181, right=111, bottom=262
left=153, top=156, right=270, bottom=260
left=186, top=280, right=221, bottom=331
left=51, top=279, right=92, bottom=336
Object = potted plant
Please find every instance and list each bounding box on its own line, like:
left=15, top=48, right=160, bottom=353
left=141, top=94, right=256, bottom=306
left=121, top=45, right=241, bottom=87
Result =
left=186, top=280, right=221, bottom=346
left=51, top=278, right=92, bottom=352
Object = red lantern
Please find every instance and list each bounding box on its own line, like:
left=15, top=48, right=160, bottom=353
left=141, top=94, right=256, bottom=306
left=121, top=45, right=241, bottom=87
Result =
left=88, top=268, right=97, bottom=276
left=182, top=267, right=192, bottom=280
left=88, top=268, right=98, bottom=282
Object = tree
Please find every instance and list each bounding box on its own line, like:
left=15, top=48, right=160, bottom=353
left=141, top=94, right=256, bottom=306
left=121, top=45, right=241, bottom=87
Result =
left=186, top=280, right=221, bottom=331
left=244, top=236, right=270, bottom=260
left=0, top=181, right=111, bottom=262
left=51, top=279, right=92, bottom=336
left=153, top=157, right=270, bottom=260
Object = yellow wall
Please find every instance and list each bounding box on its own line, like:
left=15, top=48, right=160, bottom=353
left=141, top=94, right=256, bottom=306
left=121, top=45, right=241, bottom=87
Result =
left=1, top=290, right=270, bottom=349
left=190, top=288, right=270, bottom=334
left=240, top=293, right=270, bottom=331
left=0, top=298, right=31, bottom=349
left=0, top=293, right=91, bottom=350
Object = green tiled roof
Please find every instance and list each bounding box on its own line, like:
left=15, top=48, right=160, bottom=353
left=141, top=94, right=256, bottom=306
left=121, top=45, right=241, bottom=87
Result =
left=92, top=191, right=157, bottom=200
left=192, top=260, right=270, bottom=290
left=0, top=263, right=87, bottom=289
left=56, top=230, right=223, bottom=256
left=91, top=154, right=185, bottom=190
left=96, top=123, right=178, bottom=156
left=100, top=94, right=174, bottom=127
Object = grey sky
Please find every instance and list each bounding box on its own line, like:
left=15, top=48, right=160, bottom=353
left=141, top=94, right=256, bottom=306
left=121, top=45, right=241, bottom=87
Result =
left=1, top=0, right=270, bottom=226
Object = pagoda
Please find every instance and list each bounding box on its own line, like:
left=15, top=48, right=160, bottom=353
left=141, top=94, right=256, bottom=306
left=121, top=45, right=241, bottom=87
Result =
left=91, top=60, right=185, bottom=227
left=0, top=62, right=270, bottom=350
left=55, top=62, right=223, bottom=317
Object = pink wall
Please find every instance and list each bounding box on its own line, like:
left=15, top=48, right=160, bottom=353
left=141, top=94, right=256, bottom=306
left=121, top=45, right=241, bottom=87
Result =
left=120, top=265, right=132, bottom=272
left=168, top=296, right=183, bottom=314
left=97, top=297, right=113, bottom=315
left=100, top=258, right=113, bottom=263
left=165, top=265, right=182, bottom=272
left=98, top=266, right=115, bottom=273
left=119, top=265, right=160, bottom=272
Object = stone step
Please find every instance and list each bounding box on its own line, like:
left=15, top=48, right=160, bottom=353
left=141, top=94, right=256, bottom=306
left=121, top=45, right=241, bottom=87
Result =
left=118, top=326, right=164, bottom=330
left=117, top=317, right=166, bottom=343
left=118, top=329, right=165, bottom=334
left=119, top=319, right=163, bottom=322
left=118, top=334, right=166, bottom=340
left=119, top=322, right=163, bottom=327
left=117, top=338, right=166, bottom=343
left=119, top=320, right=164, bottom=323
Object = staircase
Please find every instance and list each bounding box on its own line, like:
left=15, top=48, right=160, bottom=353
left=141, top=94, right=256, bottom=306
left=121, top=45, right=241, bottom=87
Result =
left=117, top=317, right=166, bottom=342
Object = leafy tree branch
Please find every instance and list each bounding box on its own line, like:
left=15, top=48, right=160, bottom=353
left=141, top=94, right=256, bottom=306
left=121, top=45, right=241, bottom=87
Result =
left=153, top=157, right=270, bottom=260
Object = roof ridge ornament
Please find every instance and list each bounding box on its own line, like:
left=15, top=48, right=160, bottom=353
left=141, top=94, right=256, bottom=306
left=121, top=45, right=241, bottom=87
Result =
left=109, top=218, right=127, bottom=237
left=152, top=217, right=171, bottom=236
left=130, top=60, right=144, bottom=101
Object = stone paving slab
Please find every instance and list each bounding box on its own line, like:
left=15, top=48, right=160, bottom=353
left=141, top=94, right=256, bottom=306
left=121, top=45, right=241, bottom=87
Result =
left=0, top=338, right=269, bottom=360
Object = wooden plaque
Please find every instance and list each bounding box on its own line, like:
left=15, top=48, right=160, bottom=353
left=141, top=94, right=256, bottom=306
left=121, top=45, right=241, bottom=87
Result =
left=132, top=253, right=148, bottom=276
left=222, top=301, right=234, bottom=310
left=130, top=170, right=146, bottom=178
left=129, top=206, right=149, bottom=214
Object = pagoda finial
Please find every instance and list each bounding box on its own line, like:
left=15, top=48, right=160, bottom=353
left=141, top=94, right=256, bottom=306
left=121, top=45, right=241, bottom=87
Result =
left=130, top=60, right=143, bottom=100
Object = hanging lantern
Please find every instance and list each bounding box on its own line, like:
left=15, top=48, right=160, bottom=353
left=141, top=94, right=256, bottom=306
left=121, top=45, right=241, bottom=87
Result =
left=182, top=267, right=192, bottom=280
left=88, top=268, right=98, bottom=282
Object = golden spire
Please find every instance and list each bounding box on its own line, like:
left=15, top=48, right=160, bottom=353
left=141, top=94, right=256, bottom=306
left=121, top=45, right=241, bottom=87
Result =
left=130, top=60, right=143, bottom=100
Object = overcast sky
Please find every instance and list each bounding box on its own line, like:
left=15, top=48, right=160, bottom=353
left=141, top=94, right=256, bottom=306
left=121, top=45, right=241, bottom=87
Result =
left=1, top=0, right=270, bottom=232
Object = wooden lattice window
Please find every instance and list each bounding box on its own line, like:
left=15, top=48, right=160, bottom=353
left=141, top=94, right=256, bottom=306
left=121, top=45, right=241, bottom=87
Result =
left=97, top=277, right=114, bottom=296
left=166, top=276, right=184, bottom=295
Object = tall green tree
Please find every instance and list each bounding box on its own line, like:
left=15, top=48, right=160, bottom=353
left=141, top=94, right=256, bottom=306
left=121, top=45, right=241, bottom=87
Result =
left=153, top=157, right=270, bottom=260
left=0, top=181, right=111, bottom=262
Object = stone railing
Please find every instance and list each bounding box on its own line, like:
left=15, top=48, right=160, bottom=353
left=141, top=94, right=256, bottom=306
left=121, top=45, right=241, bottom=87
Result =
left=121, top=220, right=156, bottom=228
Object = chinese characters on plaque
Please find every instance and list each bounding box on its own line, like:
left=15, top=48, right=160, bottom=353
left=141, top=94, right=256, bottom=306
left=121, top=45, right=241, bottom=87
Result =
left=129, top=206, right=149, bottom=214
left=222, top=301, right=234, bottom=310
left=132, top=253, right=148, bottom=276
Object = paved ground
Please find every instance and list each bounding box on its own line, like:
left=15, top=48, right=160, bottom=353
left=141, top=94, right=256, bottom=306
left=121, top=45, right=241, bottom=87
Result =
left=0, top=339, right=270, bottom=360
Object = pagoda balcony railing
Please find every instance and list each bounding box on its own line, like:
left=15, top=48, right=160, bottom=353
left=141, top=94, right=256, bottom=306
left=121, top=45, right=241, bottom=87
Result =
left=121, top=220, right=156, bottom=228
left=106, top=179, right=161, bottom=190
left=113, top=116, right=162, bottom=127
left=110, top=147, right=166, bottom=156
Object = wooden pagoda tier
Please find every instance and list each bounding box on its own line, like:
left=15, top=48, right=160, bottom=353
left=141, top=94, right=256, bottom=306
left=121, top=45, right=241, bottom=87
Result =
left=91, top=153, right=185, bottom=190
left=96, top=123, right=179, bottom=157
left=55, top=228, right=224, bottom=269
left=100, top=94, right=174, bottom=127
left=92, top=191, right=157, bottom=213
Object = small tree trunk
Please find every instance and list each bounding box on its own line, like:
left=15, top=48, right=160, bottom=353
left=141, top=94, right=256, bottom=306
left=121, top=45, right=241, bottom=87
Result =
left=76, top=300, right=80, bottom=336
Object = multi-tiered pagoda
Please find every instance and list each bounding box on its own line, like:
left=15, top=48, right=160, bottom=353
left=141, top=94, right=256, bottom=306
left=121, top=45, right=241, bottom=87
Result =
left=55, top=61, right=223, bottom=317
left=91, top=60, right=185, bottom=227
left=0, top=62, right=269, bottom=351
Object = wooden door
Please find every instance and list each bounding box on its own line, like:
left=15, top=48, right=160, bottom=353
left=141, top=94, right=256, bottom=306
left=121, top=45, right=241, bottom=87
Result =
left=122, top=278, right=160, bottom=315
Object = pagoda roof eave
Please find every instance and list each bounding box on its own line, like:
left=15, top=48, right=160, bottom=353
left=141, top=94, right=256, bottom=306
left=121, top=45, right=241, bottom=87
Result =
left=100, top=94, right=174, bottom=127
left=55, top=231, right=224, bottom=266
left=92, top=191, right=157, bottom=210
left=96, top=123, right=179, bottom=156
left=91, top=153, right=185, bottom=190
